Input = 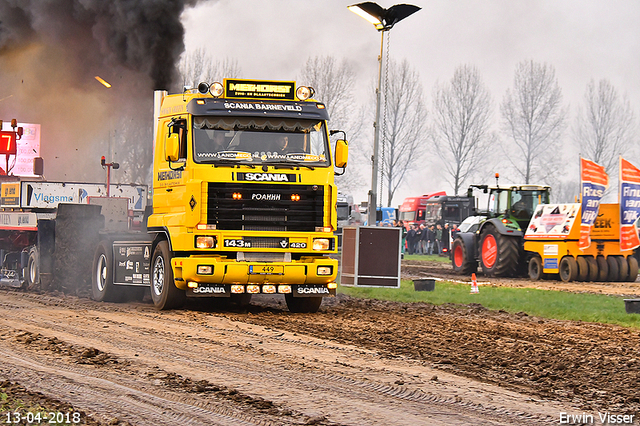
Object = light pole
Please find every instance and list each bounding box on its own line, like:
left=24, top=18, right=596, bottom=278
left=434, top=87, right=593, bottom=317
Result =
left=348, top=2, right=420, bottom=227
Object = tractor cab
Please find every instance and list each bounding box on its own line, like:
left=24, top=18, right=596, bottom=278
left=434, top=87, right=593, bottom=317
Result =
left=487, top=185, right=551, bottom=230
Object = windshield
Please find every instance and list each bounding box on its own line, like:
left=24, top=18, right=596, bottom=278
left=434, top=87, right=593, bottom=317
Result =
left=192, top=116, right=330, bottom=166
left=399, top=210, right=415, bottom=221
left=510, top=190, right=549, bottom=219
left=424, top=203, right=441, bottom=223
left=443, top=204, right=461, bottom=223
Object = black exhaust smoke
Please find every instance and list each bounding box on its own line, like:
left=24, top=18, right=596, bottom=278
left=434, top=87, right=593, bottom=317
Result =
left=0, top=0, right=199, bottom=90
left=0, top=0, right=203, bottom=183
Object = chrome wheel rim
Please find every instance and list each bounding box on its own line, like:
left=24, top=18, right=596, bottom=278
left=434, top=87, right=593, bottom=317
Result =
left=153, top=256, right=165, bottom=296
left=96, top=254, right=107, bottom=292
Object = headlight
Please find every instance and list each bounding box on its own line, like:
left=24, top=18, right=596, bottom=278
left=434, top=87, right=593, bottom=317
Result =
left=313, top=238, right=330, bottom=251
left=197, top=265, right=213, bottom=275
left=196, top=236, right=216, bottom=249
left=317, top=266, right=333, bottom=275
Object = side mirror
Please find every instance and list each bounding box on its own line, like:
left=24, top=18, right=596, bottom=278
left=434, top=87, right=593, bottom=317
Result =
left=335, top=139, right=348, bottom=168
left=165, top=133, right=180, bottom=162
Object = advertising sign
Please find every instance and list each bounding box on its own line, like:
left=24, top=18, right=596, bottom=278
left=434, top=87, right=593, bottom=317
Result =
left=19, top=181, right=147, bottom=211
left=224, top=79, right=295, bottom=100
left=619, top=157, right=640, bottom=251
left=524, top=203, right=580, bottom=239
left=113, top=242, right=151, bottom=285
left=579, top=158, right=608, bottom=249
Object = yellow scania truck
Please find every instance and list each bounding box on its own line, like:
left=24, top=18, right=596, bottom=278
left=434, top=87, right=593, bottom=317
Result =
left=0, top=79, right=348, bottom=314
left=144, top=79, right=348, bottom=312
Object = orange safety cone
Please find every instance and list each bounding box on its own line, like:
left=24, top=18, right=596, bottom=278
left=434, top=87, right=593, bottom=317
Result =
left=470, top=273, right=479, bottom=294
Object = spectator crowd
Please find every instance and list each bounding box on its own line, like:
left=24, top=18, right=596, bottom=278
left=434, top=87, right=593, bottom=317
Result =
left=397, top=222, right=460, bottom=255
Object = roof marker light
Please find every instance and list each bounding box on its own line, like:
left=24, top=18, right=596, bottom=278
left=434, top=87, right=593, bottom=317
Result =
left=210, top=82, right=224, bottom=97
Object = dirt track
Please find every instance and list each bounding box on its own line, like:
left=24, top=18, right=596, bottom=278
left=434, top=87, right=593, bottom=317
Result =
left=0, top=260, right=639, bottom=425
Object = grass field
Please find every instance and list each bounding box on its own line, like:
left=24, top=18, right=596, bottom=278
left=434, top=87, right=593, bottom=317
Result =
left=402, top=254, right=450, bottom=262
left=339, top=279, right=640, bottom=329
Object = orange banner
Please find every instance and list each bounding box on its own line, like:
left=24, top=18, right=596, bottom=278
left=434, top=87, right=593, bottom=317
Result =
left=620, top=157, right=640, bottom=251
left=579, top=158, right=609, bottom=250
left=581, top=157, right=609, bottom=186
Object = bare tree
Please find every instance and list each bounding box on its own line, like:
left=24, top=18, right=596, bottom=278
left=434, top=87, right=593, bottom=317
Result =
left=501, top=60, right=567, bottom=183
left=574, top=79, right=637, bottom=177
left=380, top=59, right=427, bottom=206
left=178, top=48, right=242, bottom=88
left=299, top=56, right=365, bottom=195
left=431, top=64, right=495, bottom=195
left=300, top=56, right=357, bottom=130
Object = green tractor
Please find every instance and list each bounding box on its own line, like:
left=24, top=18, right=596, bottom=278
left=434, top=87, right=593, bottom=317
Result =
left=451, top=178, right=551, bottom=277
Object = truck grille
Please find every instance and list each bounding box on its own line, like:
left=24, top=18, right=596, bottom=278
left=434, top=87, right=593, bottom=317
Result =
left=207, top=183, right=324, bottom=232
left=243, top=237, right=288, bottom=249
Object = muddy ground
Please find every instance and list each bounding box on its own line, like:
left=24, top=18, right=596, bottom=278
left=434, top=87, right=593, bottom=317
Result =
left=0, top=259, right=639, bottom=425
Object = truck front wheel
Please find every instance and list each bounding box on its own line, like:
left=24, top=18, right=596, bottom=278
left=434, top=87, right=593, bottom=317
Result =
left=92, top=241, right=122, bottom=302
left=151, top=241, right=185, bottom=310
left=285, top=293, right=322, bottom=313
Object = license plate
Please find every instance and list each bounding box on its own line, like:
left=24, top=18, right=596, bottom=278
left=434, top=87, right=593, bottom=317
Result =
left=249, top=265, right=284, bottom=275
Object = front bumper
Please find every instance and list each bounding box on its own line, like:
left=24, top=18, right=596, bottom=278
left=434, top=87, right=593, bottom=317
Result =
left=171, top=254, right=338, bottom=289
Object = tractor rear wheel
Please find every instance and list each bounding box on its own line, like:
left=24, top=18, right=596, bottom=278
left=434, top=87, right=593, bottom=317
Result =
left=628, top=256, right=639, bottom=282
left=528, top=256, right=543, bottom=280
left=451, top=238, right=477, bottom=275
left=586, top=256, right=599, bottom=281
left=559, top=256, right=578, bottom=282
left=576, top=256, right=589, bottom=281
left=479, top=225, right=519, bottom=277
left=596, top=256, right=609, bottom=281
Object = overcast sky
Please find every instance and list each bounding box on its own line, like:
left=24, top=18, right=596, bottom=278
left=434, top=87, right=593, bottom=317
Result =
left=183, top=0, right=640, bottom=203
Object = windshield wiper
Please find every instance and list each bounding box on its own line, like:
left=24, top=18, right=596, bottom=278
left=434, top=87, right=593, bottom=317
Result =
left=285, top=161, right=315, bottom=170
left=262, top=159, right=315, bottom=170
left=212, top=159, right=255, bottom=168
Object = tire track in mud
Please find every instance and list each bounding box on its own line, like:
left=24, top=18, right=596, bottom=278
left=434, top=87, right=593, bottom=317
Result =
left=0, top=290, right=566, bottom=426
left=0, top=347, right=271, bottom=426
left=0, top=315, right=541, bottom=426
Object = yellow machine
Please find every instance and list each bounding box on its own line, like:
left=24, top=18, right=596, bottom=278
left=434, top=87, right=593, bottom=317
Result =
left=146, top=79, right=348, bottom=312
left=524, top=203, right=639, bottom=282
